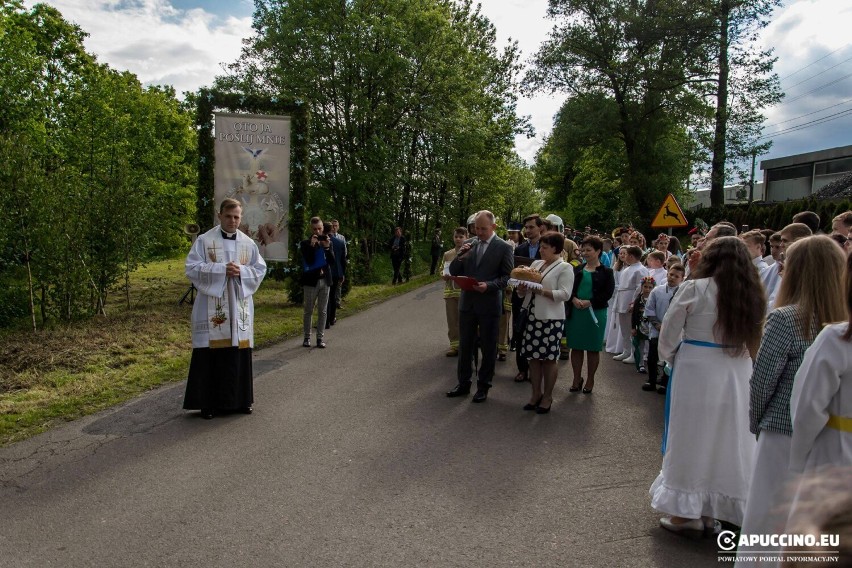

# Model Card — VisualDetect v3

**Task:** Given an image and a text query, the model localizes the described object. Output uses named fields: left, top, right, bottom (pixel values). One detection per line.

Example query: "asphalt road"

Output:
left=0, top=282, right=724, bottom=567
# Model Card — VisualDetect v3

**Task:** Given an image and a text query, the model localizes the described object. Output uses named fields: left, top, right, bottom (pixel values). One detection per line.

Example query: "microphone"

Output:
left=456, top=237, right=479, bottom=258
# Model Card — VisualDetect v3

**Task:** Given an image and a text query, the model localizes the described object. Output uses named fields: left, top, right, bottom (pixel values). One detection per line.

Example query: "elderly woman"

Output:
left=517, top=231, right=574, bottom=414
left=567, top=235, right=615, bottom=394
left=735, top=236, right=847, bottom=565
left=650, top=237, right=765, bottom=535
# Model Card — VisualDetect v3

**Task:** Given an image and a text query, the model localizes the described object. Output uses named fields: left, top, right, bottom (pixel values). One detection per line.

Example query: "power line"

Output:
left=782, top=72, right=852, bottom=105
left=757, top=108, right=852, bottom=140
left=763, top=97, right=852, bottom=129
left=784, top=54, right=852, bottom=91
left=778, top=44, right=848, bottom=81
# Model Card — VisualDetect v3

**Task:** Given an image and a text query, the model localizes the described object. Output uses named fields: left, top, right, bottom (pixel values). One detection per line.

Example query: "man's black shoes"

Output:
left=316, top=339, right=327, bottom=348
left=446, top=385, right=471, bottom=397
left=471, top=390, right=488, bottom=403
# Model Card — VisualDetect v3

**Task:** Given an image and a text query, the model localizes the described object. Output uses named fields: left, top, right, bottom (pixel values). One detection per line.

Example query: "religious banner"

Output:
left=214, top=112, right=291, bottom=261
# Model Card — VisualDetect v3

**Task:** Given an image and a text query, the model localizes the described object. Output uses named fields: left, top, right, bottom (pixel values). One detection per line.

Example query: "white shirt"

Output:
left=475, top=232, right=496, bottom=263
left=648, top=267, right=667, bottom=286
left=789, top=323, right=852, bottom=472
left=659, top=278, right=722, bottom=362
left=615, top=262, right=649, bottom=313
left=760, top=262, right=782, bottom=312
left=645, top=283, right=679, bottom=340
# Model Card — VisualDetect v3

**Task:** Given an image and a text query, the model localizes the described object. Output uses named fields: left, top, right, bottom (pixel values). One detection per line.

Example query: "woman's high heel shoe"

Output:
left=582, top=382, right=594, bottom=394
left=523, top=395, right=543, bottom=411
left=569, top=378, right=584, bottom=393
left=536, top=401, right=552, bottom=414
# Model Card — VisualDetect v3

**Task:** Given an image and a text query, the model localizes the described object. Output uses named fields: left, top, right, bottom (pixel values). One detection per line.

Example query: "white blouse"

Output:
left=658, top=278, right=723, bottom=362
left=520, top=259, right=574, bottom=320
left=789, top=323, right=852, bottom=472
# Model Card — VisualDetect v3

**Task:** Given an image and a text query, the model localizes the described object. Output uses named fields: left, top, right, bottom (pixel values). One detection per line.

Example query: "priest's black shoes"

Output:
left=471, top=389, right=488, bottom=403
left=200, top=408, right=214, bottom=420
left=446, top=385, right=470, bottom=397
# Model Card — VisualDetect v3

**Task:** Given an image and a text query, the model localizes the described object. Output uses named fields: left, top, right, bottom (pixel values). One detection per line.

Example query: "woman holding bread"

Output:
left=516, top=231, right=574, bottom=413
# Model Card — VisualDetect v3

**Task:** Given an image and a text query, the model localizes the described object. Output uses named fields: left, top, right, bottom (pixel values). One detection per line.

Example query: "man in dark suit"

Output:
left=326, top=222, right=347, bottom=328
left=389, top=227, right=406, bottom=284
left=511, top=214, right=544, bottom=380
left=447, top=210, right=514, bottom=403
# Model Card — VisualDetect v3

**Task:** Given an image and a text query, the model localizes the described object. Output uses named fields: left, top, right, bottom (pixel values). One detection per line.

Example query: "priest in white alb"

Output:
left=183, top=198, right=267, bottom=419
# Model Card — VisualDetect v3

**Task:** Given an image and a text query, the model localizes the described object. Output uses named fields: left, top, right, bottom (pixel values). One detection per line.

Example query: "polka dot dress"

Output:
left=520, top=302, right=564, bottom=361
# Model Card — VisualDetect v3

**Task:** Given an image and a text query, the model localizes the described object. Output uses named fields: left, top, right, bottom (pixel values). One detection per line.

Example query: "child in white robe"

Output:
left=613, top=246, right=647, bottom=362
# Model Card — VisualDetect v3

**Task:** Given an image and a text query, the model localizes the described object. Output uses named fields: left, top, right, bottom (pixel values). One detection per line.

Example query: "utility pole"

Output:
left=748, top=150, right=757, bottom=205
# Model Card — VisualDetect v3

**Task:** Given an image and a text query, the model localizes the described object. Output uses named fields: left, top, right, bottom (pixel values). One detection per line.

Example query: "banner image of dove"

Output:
left=214, top=113, right=291, bottom=261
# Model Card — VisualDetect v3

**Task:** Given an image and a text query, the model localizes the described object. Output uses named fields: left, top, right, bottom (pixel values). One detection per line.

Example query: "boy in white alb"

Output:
left=646, top=250, right=667, bottom=286
left=613, top=246, right=648, bottom=362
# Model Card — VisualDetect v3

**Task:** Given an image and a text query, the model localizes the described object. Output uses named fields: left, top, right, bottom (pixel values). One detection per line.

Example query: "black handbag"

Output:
left=514, top=297, right=533, bottom=336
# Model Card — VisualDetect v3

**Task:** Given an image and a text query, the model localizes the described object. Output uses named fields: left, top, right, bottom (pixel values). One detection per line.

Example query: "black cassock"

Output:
left=182, top=347, right=253, bottom=410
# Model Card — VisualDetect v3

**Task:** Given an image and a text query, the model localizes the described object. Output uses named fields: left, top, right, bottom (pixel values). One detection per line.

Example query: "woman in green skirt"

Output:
left=566, top=235, right=615, bottom=393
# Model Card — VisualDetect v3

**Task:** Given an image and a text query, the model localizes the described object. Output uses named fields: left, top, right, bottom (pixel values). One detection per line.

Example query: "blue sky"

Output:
left=170, top=0, right=252, bottom=18
left=32, top=0, right=852, bottom=179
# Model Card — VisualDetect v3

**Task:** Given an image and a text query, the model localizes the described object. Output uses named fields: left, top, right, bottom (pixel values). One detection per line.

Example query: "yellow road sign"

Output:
left=651, top=193, right=688, bottom=229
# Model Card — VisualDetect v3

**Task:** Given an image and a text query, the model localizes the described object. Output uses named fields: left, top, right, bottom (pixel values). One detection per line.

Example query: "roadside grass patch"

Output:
left=0, top=256, right=437, bottom=445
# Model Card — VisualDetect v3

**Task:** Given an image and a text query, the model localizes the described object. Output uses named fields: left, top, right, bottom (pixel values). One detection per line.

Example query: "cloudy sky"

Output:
left=31, top=0, right=852, bottom=182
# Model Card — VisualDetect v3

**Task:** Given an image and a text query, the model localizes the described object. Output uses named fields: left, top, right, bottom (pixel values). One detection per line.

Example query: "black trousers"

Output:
left=327, top=278, right=341, bottom=325
left=430, top=255, right=440, bottom=275
left=510, top=291, right=523, bottom=350
left=458, top=310, right=499, bottom=390
left=391, top=256, right=403, bottom=283
left=647, top=337, right=662, bottom=386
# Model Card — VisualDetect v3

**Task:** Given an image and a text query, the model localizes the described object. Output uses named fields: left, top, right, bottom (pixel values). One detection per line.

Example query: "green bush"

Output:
left=691, top=198, right=851, bottom=234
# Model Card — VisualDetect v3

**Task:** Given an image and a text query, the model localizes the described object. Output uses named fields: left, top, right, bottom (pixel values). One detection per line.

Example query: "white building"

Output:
left=761, top=144, right=852, bottom=201
left=687, top=181, right=765, bottom=210
left=685, top=144, right=852, bottom=209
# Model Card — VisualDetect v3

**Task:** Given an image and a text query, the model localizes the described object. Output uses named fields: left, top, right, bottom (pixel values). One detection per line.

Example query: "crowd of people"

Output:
left=439, top=208, right=852, bottom=561
left=181, top=199, right=850, bottom=561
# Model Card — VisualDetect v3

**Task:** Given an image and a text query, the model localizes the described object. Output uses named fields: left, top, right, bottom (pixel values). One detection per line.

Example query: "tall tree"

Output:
left=216, top=0, right=526, bottom=271
left=526, top=0, right=708, bottom=222
left=0, top=3, right=195, bottom=323
left=702, top=0, right=782, bottom=205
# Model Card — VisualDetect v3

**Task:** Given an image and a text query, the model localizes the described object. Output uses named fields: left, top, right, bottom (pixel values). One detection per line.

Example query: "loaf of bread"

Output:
left=510, top=266, right=543, bottom=283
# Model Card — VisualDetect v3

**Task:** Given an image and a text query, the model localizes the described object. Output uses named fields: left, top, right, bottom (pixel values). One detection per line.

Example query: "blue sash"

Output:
left=661, top=339, right=733, bottom=455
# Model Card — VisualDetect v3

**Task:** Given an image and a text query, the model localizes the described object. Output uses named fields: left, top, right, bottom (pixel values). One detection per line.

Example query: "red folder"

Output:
left=450, top=276, right=480, bottom=291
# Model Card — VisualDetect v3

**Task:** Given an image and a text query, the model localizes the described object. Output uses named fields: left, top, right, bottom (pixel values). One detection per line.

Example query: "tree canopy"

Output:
left=215, top=0, right=536, bottom=264
left=0, top=2, right=196, bottom=327
left=527, top=0, right=781, bottom=220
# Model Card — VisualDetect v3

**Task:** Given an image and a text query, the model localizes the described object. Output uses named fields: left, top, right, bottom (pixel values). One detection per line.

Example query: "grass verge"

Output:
left=0, top=257, right=436, bottom=446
